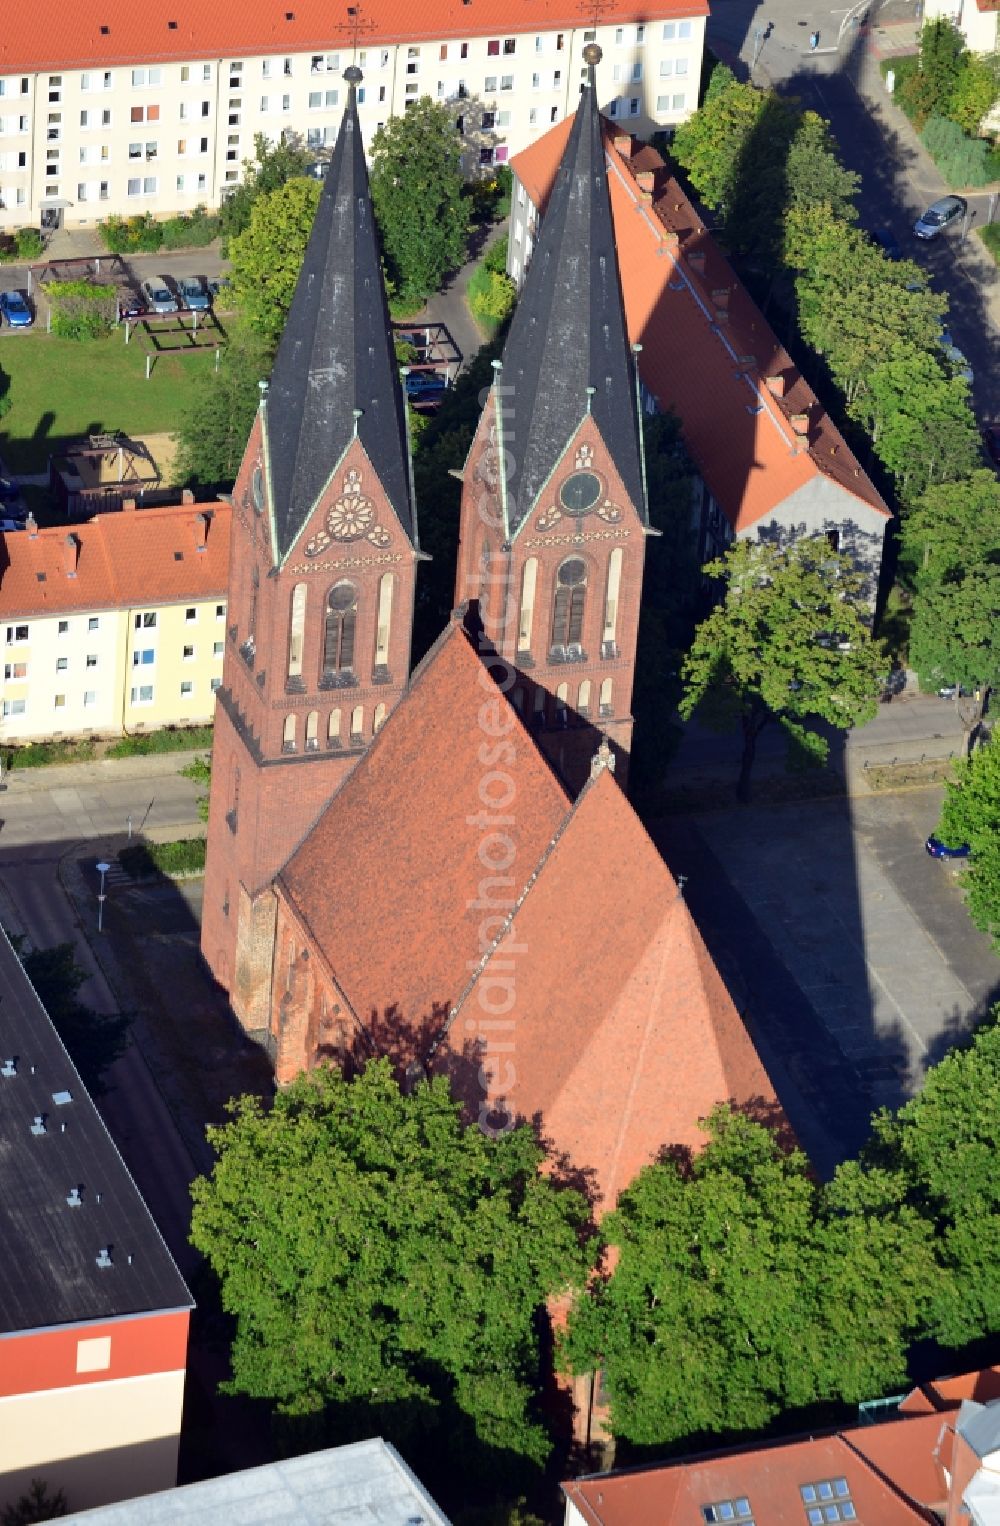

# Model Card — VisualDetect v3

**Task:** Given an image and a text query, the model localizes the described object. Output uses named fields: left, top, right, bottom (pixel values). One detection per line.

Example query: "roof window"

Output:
left=702, top=1503, right=754, bottom=1524
left=800, top=1479, right=856, bottom=1524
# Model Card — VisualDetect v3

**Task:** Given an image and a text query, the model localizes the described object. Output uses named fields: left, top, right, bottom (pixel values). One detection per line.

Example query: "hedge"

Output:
left=119, top=837, right=207, bottom=879
left=97, top=207, right=220, bottom=254
left=46, top=279, right=117, bottom=341
left=105, top=725, right=213, bottom=759
left=921, top=114, right=994, bottom=187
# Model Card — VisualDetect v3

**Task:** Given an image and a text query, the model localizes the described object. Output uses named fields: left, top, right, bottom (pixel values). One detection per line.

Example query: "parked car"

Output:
left=177, top=276, right=211, bottom=311
left=139, top=276, right=179, bottom=314
left=871, top=227, right=902, bottom=260
left=925, top=834, right=971, bottom=859
left=206, top=276, right=232, bottom=300
left=0, top=517, right=25, bottom=533
left=913, top=195, right=966, bottom=240
left=940, top=329, right=973, bottom=385
left=0, top=290, right=33, bottom=327
left=404, top=370, right=447, bottom=402
left=937, top=683, right=974, bottom=699
left=982, top=421, right=1000, bottom=468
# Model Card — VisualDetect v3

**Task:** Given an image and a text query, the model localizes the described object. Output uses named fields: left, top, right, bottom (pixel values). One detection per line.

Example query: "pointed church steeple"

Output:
left=499, top=45, right=644, bottom=539
left=263, top=67, right=413, bottom=562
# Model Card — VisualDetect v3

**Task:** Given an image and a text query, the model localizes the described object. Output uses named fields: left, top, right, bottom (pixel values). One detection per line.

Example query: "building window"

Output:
left=56, top=656, right=68, bottom=672
left=182, top=644, right=194, bottom=660
left=6, top=625, right=28, bottom=644
left=83, top=690, right=97, bottom=707
left=287, top=582, right=306, bottom=678
left=132, top=648, right=155, bottom=667
left=2, top=699, right=26, bottom=717
left=373, top=701, right=387, bottom=732
left=328, top=707, right=342, bottom=746
left=213, top=640, right=223, bottom=657
left=86, top=653, right=98, bottom=668
left=550, top=558, right=587, bottom=657
left=350, top=704, right=364, bottom=742
left=374, top=573, right=393, bottom=670
left=4, top=662, right=27, bottom=679
left=322, top=581, right=357, bottom=680
left=185, top=606, right=197, bottom=622
left=130, top=685, right=154, bottom=704
left=518, top=557, right=537, bottom=652
left=135, top=611, right=156, bottom=629
left=599, top=676, right=613, bottom=717
left=702, top=1501, right=754, bottom=1524
left=180, top=680, right=194, bottom=696
left=211, top=676, right=221, bottom=692
left=578, top=678, right=591, bottom=714
left=216, top=603, right=225, bottom=619
left=602, top=547, right=622, bottom=653
left=88, top=616, right=99, bottom=630
left=305, top=709, right=319, bottom=750
left=282, top=713, right=297, bottom=752
left=76, top=1336, right=112, bottom=1374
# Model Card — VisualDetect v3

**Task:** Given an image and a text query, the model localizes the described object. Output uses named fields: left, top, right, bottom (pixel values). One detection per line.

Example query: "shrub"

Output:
left=980, top=223, right=1000, bottom=263
left=97, top=212, right=163, bottom=253
left=46, top=279, right=117, bottom=341
left=468, top=263, right=516, bottom=331
left=483, top=235, right=509, bottom=274
left=159, top=205, right=221, bottom=250
left=119, top=837, right=207, bottom=879
left=105, top=725, right=213, bottom=759
left=6, top=739, right=97, bottom=769
left=921, top=114, right=991, bottom=186
left=15, top=228, right=44, bottom=260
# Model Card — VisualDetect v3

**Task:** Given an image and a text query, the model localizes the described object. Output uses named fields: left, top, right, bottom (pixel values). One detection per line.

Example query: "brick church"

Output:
left=202, top=58, right=779, bottom=1218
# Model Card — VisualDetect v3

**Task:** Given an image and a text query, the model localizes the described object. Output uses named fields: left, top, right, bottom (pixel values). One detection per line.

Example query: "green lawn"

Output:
left=0, top=331, right=217, bottom=473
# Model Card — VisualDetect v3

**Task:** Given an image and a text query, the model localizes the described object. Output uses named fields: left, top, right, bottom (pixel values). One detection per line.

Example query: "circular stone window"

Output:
left=559, top=470, right=602, bottom=516
left=251, top=464, right=265, bottom=514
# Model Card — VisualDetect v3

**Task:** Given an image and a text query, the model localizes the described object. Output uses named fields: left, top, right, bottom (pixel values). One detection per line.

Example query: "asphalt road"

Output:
left=707, top=0, right=1000, bottom=422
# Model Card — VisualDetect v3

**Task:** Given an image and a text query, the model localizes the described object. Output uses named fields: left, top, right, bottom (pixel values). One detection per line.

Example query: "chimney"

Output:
left=613, top=132, right=631, bottom=156
left=660, top=227, right=680, bottom=255
left=26, top=513, right=38, bottom=539
left=63, top=533, right=80, bottom=578
left=181, top=488, right=195, bottom=504
left=686, top=249, right=706, bottom=274
left=714, top=309, right=729, bottom=326
left=711, top=287, right=730, bottom=310
left=790, top=412, right=810, bottom=436
left=635, top=168, right=655, bottom=193
left=765, top=374, right=786, bottom=398
left=122, top=497, right=137, bottom=513
left=193, top=512, right=209, bottom=551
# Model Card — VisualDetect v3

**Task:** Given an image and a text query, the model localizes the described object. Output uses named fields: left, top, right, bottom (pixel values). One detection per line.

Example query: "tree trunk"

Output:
left=736, top=714, right=763, bottom=804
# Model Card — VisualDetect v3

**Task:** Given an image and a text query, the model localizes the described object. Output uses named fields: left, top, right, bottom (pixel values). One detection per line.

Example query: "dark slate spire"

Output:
left=499, top=46, right=644, bottom=538
left=264, top=67, right=413, bottom=561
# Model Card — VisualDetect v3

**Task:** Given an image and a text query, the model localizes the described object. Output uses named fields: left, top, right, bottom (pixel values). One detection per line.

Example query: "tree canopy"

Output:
left=679, top=538, right=884, bottom=801
left=219, top=132, right=314, bottom=248
left=228, top=176, right=321, bottom=346
left=173, top=323, right=271, bottom=491
left=189, top=1061, right=591, bottom=1465
left=562, top=1108, right=937, bottom=1447
left=935, top=739, right=1000, bottom=950
left=370, top=97, right=470, bottom=305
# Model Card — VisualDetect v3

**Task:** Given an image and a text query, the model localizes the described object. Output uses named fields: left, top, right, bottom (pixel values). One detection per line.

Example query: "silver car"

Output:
left=140, top=276, right=179, bottom=314
left=914, top=195, right=966, bottom=240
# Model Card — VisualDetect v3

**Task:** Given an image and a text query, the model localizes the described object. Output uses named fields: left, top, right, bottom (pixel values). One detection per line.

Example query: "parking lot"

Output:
left=660, top=786, right=999, bottom=1175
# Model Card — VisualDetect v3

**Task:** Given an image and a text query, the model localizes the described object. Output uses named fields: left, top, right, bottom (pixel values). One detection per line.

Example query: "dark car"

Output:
left=872, top=227, right=902, bottom=260
left=140, top=276, right=179, bottom=314
left=0, top=290, right=33, bottom=327
left=177, top=275, right=211, bottom=311
left=926, top=834, right=971, bottom=859
left=914, top=195, right=966, bottom=240
left=0, top=517, right=25, bottom=533
left=404, top=370, right=447, bottom=402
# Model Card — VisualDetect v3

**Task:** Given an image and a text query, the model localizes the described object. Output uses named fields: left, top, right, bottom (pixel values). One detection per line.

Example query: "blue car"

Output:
left=926, top=835, right=971, bottom=860
left=404, top=370, right=447, bottom=402
left=177, top=276, right=211, bottom=311
left=0, top=290, right=33, bottom=327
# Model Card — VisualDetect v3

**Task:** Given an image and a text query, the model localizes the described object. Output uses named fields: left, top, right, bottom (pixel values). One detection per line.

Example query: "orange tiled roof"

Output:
left=0, top=0, right=706, bottom=74
left=0, top=502, right=229, bottom=618
left=564, top=1411, right=952, bottom=1524
left=901, top=1367, right=1000, bottom=1415
left=277, top=620, right=571, bottom=1059
left=437, top=764, right=781, bottom=1211
left=511, top=121, right=890, bottom=535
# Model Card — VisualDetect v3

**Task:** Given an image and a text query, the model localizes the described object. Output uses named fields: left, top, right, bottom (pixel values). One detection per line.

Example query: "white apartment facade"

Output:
left=0, top=0, right=706, bottom=231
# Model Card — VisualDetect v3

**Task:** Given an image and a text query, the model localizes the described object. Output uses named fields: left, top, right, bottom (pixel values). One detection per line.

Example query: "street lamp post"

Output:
left=96, top=861, right=111, bottom=933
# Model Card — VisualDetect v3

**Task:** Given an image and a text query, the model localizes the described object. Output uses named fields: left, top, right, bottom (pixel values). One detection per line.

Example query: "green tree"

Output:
left=190, top=1061, right=591, bottom=1464
left=228, top=177, right=321, bottom=346
left=173, top=324, right=272, bottom=491
left=679, top=538, right=884, bottom=802
left=562, top=1109, right=935, bottom=1447
left=866, top=1008, right=1000, bottom=1345
left=671, top=65, right=766, bottom=216
left=919, top=19, right=968, bottom=117
left=949, top=52, right=1000, bottom=133
left=370, top=98, right=469, bottom=305
left=858, top=349, right=980, bottom=497
left=18, top=942, right=130, bottom=1097
left=219, top=132, right=314, bottom=248
left=1, top=1480, right=67, bottom=1524
left=179, top=754, right=212, bottom=821
left=936, top=739, right=1000, bottom=947
left=783, top=111, right=859, bottom=232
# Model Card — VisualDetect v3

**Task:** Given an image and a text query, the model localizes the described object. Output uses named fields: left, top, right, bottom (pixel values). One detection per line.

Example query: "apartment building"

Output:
left=0, top=500, right=230, bottom=745
left=0, top=0, right=706, bottom=230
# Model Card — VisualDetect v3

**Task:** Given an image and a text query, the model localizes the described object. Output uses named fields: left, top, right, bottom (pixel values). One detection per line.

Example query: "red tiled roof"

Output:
left=0, top=0, right=706, bottom=75
left=0, top=502, right=229, bottom=618
left=511, top=121, right=889, bottom=535
left=277, top=620, right=570, bottom=1059
left=438, top=764, right=781, bottom=1211
left=901, top=1368, right=1000, bottom=1416
left=564, top=1411, right=952, bottom=1524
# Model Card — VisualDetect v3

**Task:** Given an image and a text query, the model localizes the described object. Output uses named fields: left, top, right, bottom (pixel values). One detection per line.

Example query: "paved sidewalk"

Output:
left=3, top=745, right=206, bottom=792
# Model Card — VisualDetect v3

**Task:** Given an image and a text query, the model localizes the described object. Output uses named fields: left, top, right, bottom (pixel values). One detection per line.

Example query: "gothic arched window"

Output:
left=550, top=557, right=587, bottom=658
left=288, top=583, right=307, bottom=678
left=602, top=548, right=622, bottom=655
left=282, top=713, right=297, bottom=753
left=323, top=581, right=357, bottom=681
left=374, top=573, right=393, bottom=670
left=305, top=709, right=319, bottom=750
left=518, top=557, right=537, bottom=654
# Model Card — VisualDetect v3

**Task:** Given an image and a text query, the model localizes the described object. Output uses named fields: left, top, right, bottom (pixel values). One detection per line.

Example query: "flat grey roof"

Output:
left=0, top=925, right=192, bottom=1333
left=60, top=1437, right=452, bottom=1524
